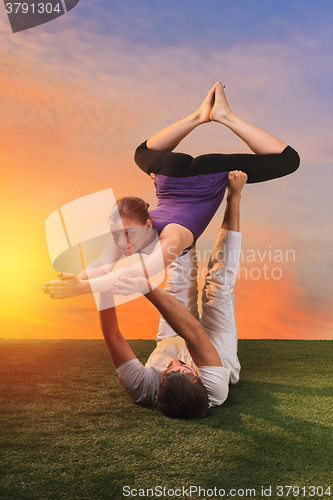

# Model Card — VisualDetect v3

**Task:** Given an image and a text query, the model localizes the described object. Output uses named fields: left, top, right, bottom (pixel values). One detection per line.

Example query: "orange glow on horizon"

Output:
left=234, top=264, right=332, bottom=340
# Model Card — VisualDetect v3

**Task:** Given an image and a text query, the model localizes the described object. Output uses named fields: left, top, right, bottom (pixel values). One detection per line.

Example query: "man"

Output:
left=98, top=170, right=247, bottom=419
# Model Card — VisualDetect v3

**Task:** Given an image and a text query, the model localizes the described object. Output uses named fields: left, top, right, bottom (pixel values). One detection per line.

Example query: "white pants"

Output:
left=156, top=229, right=241, bottom=383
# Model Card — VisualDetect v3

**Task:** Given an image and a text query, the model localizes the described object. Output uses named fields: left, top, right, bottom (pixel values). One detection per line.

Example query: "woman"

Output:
left=43, top=82, right=299, bottom=299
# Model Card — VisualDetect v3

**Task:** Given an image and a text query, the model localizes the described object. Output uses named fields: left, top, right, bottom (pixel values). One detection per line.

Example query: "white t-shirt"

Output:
left=115, top=336, right=231, bottom=408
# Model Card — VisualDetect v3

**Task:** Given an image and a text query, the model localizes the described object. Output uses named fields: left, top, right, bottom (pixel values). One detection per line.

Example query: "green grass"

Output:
left=0, top=339, right=332, bottom=500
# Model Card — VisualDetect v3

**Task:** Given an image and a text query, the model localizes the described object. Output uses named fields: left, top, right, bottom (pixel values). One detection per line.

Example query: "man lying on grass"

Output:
left=100, top=170, right=247, bottom=419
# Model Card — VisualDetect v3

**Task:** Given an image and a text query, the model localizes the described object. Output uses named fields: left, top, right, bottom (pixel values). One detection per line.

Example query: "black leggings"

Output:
left=135, top=141, right=300, bottom=183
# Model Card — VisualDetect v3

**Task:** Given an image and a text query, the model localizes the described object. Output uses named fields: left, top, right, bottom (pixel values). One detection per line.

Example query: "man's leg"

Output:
left=200, top=229, right=241, bottom=382
left=156, top=247, right=200, bottom=343
left=200, top=171, right=246, bottom=383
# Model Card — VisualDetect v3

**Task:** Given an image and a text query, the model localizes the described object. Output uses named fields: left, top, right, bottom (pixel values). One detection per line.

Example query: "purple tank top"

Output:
left=149, top=172, right=229, bottom=242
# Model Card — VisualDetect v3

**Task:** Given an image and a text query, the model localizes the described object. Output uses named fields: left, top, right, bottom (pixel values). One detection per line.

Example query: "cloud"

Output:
left=1, top=7, right=332, bottom=339
left=195, top=224, right=333, bottom=341
left=2, top=13, right=333, bottom=158
left=235, top=263, right=333, bottom=340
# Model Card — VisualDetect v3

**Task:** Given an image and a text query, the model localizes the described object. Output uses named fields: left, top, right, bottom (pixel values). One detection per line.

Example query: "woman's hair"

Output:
left=109, top=196, right=152, bottom=226
left=157, top=371, right=208, bottom=419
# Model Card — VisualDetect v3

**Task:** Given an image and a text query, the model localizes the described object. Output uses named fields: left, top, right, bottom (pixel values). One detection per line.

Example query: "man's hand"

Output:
left=111, top=276, right=156, bottom=296
left=227, top=170, right=248, bottom=196
left=42, top=273, right=89, bottom=299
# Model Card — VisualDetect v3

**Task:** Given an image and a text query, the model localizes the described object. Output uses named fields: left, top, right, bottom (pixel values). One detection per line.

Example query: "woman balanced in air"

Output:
left=43, top=82, right=299, bottom=299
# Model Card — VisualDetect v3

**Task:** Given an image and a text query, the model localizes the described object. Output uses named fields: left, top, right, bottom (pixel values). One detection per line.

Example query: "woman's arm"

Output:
left=43, top=224, right=193, bottom=299
left=76, top=234, right=123, bottom=280
left=43, top=234, right=123, bottom=296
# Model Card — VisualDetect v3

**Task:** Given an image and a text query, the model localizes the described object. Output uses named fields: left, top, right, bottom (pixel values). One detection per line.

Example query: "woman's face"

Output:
left=110, top=217, right=153, bottom=256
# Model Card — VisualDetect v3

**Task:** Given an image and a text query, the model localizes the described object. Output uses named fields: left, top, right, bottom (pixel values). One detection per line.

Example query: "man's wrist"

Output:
left=145, top=284, right=162, bottom=301
left=227, top=192, right=241, bottom=203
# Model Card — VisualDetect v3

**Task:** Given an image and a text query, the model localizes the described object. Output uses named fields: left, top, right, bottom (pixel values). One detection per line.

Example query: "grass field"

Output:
left=0, top=339, right=332, bottom=500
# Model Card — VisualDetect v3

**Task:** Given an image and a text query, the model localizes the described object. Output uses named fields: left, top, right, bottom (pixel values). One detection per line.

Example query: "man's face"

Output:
left=162, top=358, right=197, bottom=379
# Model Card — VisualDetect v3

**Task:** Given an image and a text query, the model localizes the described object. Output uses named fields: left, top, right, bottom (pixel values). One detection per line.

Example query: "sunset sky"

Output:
left=0, top=0, right=332, bottom=340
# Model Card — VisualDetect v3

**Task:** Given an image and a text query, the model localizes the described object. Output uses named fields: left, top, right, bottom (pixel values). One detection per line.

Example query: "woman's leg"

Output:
left=136, top=82, right=299, bottom=181
left=146, top=83, right=218, bottom=151
left=191, top=146, right=299, bottom=184
left=210, top=82, right=288, bottom=154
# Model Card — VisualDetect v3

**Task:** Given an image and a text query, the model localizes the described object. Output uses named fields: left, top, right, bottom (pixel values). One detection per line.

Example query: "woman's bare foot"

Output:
left=197, top=83, right=219, bottom=124
left=227, top=170, right=248, bottom=196
left=210, top=82, right=232, bottom=124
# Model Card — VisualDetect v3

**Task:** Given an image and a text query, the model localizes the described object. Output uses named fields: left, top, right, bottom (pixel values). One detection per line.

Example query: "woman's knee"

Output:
left=284, top=146, right=300, bottom=174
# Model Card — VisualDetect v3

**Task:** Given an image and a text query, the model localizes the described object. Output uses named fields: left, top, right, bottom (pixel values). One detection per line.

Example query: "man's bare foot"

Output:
left=210, top=82, right=232, bottom=123
left=198, top=83, right=219, bottom=124
left=227, top=170, right=248, bottom=196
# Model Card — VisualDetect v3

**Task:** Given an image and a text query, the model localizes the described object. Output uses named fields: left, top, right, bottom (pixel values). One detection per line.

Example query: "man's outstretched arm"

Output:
left=99, top=301, right=138, bottom=369
left=145, top=286, right=222, bottom=367
left=221, top=170, right=247, bottom=232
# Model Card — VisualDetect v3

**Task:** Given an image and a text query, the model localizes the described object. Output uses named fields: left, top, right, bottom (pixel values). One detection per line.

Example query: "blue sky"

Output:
left=82, top=0, right=333, bottom=47
left=3, top=0, right=333, bottom=45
